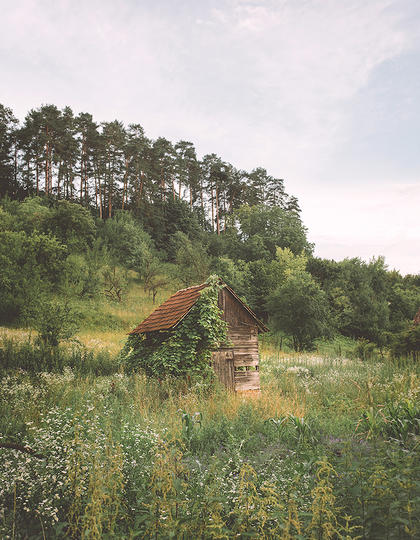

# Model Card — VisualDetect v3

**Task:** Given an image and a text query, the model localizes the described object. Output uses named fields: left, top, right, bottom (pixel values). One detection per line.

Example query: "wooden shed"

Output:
left=129, top=283, right=268, bottom=392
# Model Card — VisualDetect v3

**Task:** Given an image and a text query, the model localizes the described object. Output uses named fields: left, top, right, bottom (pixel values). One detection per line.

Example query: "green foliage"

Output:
left=267, top=271, right=331, bottom=350
left=307, top=460, right=340, bottom=539
left=240, top=248, right=309, bottom=321
left=0, top=336, right=119, bottom=375
left=388, top=281, right=420, bottom=331
left=0, top=206, right=14, bottom=231
left=234, top=204, right=312, bottom=259
left=354, top=337, right=379, bottom=361
left=0, top=105, right=18, bottom=197
left=99, top=210, right=154, bottom=268
left=121, top=276, right=227, bottom=378
left=28, top=299, right=79, bottom=348
left=210, top=256, right=246, bottom=294
left=16, top=196, right=53, bottom=232
left=172, top=230, right=211, bottom=286
left=44, top=199, right=96, bottom=252
left=140, top=197, right=204, bottom=257
left=0, top=354, right=419, bottom=538
left=308, top=255, right=419, bottom=345
left=358, top=398, right=420, bottom=444
left=63, top=240, right=106, bottom=298
left=0, top=229, right=67, bottom=322
left=179, top=410, right=202, bottom=444
left=266, top=413, right=318, bottom=445
left=276, top=246, right=308, bottom=275
left=391, top=324, right=420, bottom=361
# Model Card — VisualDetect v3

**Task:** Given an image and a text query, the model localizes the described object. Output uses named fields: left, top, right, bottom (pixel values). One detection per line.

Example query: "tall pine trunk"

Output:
left=45, top=127, right=49, bottom=194
left=36, top=160, right=39, bottom=195
left=215, top=186, right=220, bottom=235
left=108, top=158, right=113, bottom=218
left=84, top=155, right=88, bottom=204
left=80, top=140, right=85, bottom=204
left=211, top=188, right=214, bottom=232
left=138, top=170, right=144, bottom=205
left=122, top=157, right=129, bottom=209
left=160, top=166, right=165, bottom=200
left=57, top=161, right=62, bottom=198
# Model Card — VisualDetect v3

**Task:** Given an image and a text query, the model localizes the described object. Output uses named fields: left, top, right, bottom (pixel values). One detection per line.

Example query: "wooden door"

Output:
left=212, top=350, right=234, bottom=391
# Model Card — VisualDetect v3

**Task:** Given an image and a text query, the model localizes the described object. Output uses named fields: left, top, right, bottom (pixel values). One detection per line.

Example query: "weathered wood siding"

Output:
left=212, top=350, right=235, bottom=391
left=218, top=288, right=257, bottom=327
left=215, top=288, right=261, bottom=392
left=234, top=370, right=260, bottom=391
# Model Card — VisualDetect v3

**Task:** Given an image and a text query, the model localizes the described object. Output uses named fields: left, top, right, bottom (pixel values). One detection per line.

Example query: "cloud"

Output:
left=197, top=1, right=411, bottom=171
left=304, top=182, right=420, bottom=274
left=1, top=0, right=419, bottom=274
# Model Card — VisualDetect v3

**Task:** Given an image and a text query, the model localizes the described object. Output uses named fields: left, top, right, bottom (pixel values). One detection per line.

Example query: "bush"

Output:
left=391, top=324, right=420, bottom=361
left=30, top=300, right=79, bottom=348
left=0, top=230, right=67, bottom=323
left=354, top=338, right=378, bottom=361
left=98, top=211, right=154, bottom=268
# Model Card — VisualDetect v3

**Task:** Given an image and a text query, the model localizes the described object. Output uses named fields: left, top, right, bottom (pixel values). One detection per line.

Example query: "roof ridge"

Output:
left=176, top=283, right=207, bottom=293
left=129, top=280, right=268, bottom=335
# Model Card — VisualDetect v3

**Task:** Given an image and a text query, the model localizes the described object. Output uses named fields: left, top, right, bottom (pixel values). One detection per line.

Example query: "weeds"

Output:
left=0, top=352, right=419, bottom=538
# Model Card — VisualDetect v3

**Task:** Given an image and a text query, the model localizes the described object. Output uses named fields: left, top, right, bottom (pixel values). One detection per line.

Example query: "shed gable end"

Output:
left=218, top=287, right=258, bottom=328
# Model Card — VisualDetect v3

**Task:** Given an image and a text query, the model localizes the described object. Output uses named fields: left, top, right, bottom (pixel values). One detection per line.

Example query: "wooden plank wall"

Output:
left=234, top=370, right=260, bottom=391
left=214, top=288, right=261, bottom=392
left=228, top=325, right=261, bottom=392
left=212, top=350, right=234, bottom=391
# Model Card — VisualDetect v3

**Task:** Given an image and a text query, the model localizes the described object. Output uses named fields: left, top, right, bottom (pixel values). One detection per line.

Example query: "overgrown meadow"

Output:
left=0, top=193, right=418, bottom=539
left=1, top=341, right=419, bottom=538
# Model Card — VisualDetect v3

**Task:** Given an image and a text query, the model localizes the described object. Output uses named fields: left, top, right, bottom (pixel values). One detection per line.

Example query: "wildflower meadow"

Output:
left=1, top=344, right=419, bottom=539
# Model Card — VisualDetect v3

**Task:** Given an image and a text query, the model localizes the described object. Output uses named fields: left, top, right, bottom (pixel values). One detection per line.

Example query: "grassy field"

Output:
left=0, top=280, right=419, bottom=538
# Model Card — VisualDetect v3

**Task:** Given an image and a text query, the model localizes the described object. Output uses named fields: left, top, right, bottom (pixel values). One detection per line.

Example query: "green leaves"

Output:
left=121, top=277, right=227, bottom=380
left=267, top=270, right=331, bottom=351
left=0, top=229, right=67, bottom=323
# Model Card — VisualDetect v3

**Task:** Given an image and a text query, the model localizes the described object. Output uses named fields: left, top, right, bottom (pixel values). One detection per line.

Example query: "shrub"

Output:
left=30, top=300, right=79, bottom=348
left=391, top=324, right=420, bottom=361
left=354, top=338, right=378, bottom=361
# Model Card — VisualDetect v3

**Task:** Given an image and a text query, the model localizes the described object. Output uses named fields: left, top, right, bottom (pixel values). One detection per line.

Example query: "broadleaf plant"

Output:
left=121, top=275, right=228, bottom=380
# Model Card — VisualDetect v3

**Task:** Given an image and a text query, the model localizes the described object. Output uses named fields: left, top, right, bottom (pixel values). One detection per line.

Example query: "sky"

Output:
left=1, top=0, right=419, bottom=274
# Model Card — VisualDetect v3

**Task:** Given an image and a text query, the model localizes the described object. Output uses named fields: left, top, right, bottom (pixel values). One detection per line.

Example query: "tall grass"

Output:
left=1, top=351, right=419, bottom=538
left=1, top=280, right=419, bottom=537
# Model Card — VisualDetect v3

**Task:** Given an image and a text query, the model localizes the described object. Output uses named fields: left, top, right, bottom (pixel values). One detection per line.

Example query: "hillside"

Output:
left=0, top=108, right=419, bottom=538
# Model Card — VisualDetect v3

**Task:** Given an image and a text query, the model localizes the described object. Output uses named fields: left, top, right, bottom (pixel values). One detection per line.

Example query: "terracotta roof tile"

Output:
left=129, top=283, right=208, bottom=334
left=129, top=282, right=269, bottom=335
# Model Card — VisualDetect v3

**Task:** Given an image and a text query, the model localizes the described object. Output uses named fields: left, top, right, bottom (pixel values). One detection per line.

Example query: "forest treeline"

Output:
left=0, top=102, right=419, bottom=355
left=0, top=103, right=298, bottom=225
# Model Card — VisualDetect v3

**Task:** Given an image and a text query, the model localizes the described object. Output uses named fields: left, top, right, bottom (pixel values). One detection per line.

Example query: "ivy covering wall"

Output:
left=122, top=276, right=228, bottom=379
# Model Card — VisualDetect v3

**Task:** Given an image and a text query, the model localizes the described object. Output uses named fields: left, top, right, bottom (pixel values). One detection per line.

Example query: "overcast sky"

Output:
left=2, top=0, right=419, bottom=274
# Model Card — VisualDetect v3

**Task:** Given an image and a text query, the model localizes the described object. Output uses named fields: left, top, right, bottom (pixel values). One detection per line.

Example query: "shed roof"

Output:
left=129, top=283, right=207, bottom=334
left=129, top=282, right=268, bottom=334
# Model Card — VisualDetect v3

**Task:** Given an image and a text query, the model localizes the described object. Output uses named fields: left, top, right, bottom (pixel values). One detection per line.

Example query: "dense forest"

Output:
left=0, top=102, right=419, bottom=355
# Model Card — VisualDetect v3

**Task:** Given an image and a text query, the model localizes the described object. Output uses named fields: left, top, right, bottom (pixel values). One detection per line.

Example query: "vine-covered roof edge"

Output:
left=128, top=281, right=268, bottom=334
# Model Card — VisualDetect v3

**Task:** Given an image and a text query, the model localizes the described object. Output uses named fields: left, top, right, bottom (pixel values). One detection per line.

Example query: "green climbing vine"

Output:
left=121, top=276, right=228, bottom=379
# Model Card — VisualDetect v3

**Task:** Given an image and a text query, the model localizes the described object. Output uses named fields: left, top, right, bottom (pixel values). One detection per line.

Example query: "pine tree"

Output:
left=0, top=104, right=18, bottom=197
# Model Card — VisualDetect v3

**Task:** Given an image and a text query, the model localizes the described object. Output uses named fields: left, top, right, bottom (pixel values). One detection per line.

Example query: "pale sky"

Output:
left=1, top=0, right=419, bottom=274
